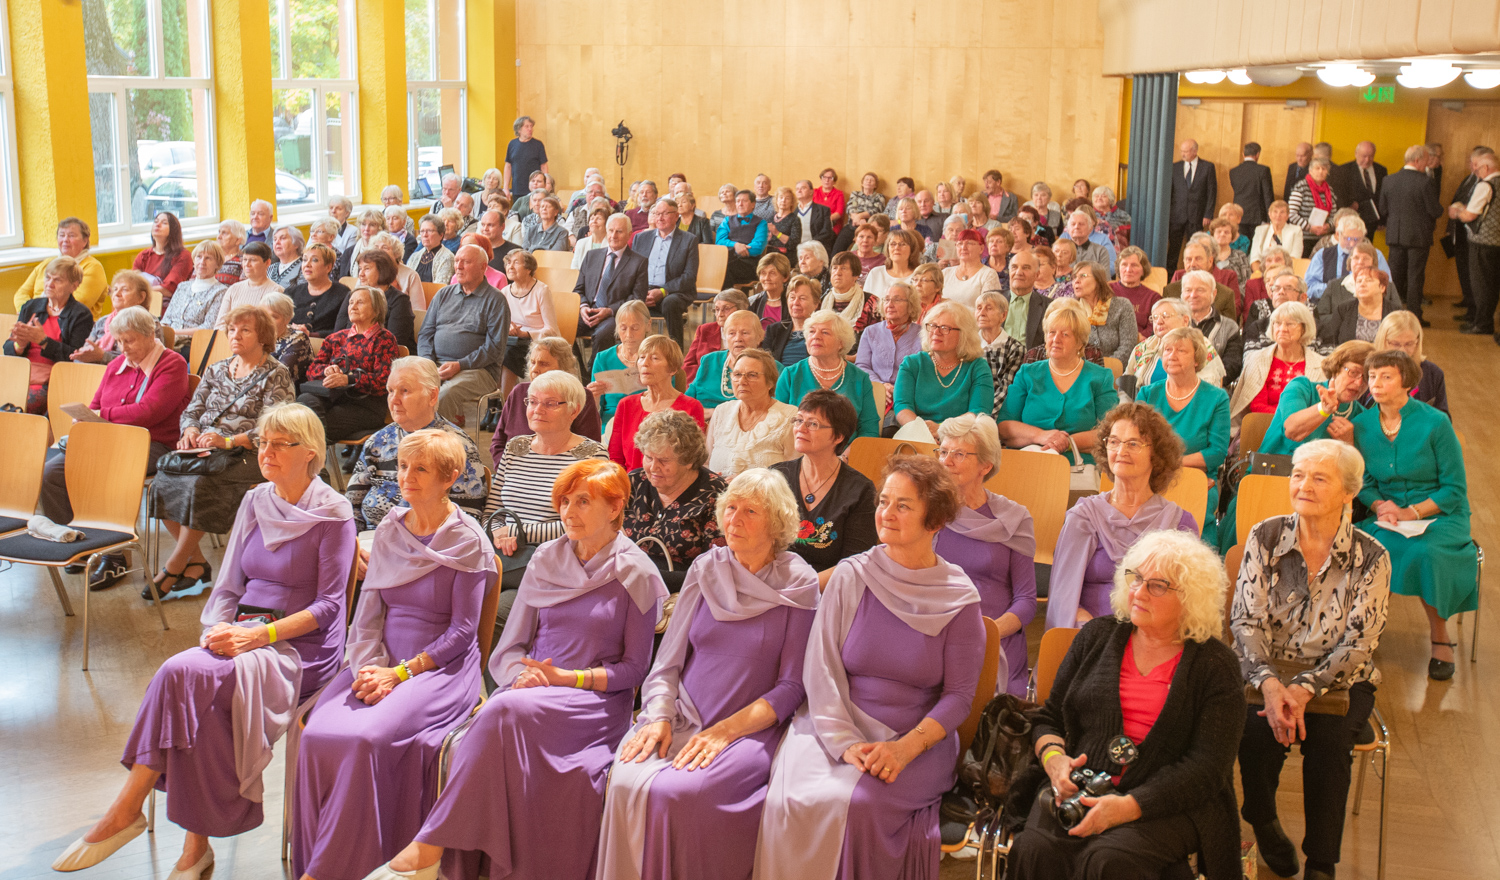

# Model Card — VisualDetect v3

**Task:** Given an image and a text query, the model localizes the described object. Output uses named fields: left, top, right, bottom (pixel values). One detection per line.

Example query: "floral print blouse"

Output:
left=181, top=356, right=295, bottom=439
left=623, top=467, right=727, bottom=572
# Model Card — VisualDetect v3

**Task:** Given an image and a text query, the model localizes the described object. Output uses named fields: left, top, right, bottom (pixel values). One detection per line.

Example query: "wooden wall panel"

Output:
left=512, top=0, right=1122, bottom=207
left=1423, top=100, right=1500, bottom=298
left=1241, top=102, right=1317, bottom=200
left=1173, top=100, right=1244, bottom=215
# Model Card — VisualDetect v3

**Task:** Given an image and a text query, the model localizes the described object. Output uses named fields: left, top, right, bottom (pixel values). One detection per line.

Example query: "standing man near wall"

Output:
left=1380, top=145, right=1444, bottom=326
left=1230, top=142, right=1275, bottom=242
left=1284, top=142, right=1313, bottom=202
left=1455, top=149, right=1500, bottom=340
left=1446, top=146, right=1488, bottom=325
left=1168, top=139, right=1217, bottom=271
left=1335, top=141, right=1387, bottom=232
left=503, top=116, right=549, bottom=200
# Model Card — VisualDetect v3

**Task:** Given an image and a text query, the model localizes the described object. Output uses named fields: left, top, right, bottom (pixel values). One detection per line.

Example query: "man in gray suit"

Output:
left=1379, top=145, right=1444, bottom=323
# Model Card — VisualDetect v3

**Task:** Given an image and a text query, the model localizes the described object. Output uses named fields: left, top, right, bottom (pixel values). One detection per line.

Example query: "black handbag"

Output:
left=484, top=508, right=536, bottom=590
left=157, top=447, right=247, bottom=476
left=941, top=693, right=1041, bottom=836
left=1244, top=451, right=1294, bottom=477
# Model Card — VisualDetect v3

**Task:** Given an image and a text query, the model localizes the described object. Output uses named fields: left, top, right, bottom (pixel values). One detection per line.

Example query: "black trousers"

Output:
left=1455, top=234, right=1475, bottom=312
left=724, top=253, right=760, bottom=286
left=1237, top=680, right=1376, bottom=866
left=1387, top=244, right=1431, bottom=317
left=1008, top=791, right=1199, bottom=880
left=296, top=390, right=389, bottom=443
left=42, top=440, right=170, bottom=525
left=1468, top=242, right=1500, bottom=333
left=1165, top=221, right=1199, bottom=273
left=652, top=291, right=694, bottom=349
left=576, top=315, right=619, bottom=369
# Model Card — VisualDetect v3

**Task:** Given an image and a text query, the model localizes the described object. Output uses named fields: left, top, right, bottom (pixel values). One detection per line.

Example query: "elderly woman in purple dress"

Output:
left=754, top=455, right=985, bottom=880
left=363, top=458, right=666, bottom=880
left=53, top=404, right=356, bottom=880
left=1046, top=403, right=1198, bottom=630
left=293, top=430, right=497, bottom=880
left=597, top=468, right=818, bottom=880
left=933, top=413, right=1035, bottom=696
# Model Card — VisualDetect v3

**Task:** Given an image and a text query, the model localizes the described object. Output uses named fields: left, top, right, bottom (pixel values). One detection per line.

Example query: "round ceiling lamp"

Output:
left=1465, top=70, right=1500, bottom=89
left=1397, top=60, right=1462, bottom=88
left=1227, top=69, right=1252, bottom=85
left=1247, top=67, right=1304, bottom=87
left=1317, top=64, right=1375, bottom=87
left=1184, top=70, right=1227, bottom=84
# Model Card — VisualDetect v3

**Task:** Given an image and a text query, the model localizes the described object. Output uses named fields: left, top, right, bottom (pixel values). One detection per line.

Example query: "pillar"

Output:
left=466, top=0, right=517, bottom=174
left=356, top=0, right=407, bottom=202
left=210, top=0, right=277, bottom=221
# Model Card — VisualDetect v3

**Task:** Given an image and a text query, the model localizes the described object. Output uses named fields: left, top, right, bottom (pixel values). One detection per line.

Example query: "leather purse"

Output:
left=157, top=447, right=247, bottom=476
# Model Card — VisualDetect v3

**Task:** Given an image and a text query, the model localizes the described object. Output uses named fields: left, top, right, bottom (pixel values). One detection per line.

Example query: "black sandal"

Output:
left=143, top=568, right=186, bottom=601
left=1430, top=640, right=1457, bottom=681
left=182, top=561, right=213, bottom=588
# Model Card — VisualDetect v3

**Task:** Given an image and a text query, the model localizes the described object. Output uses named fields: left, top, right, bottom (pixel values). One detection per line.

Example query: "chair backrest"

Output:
left=422, top=281, right=444, bottom=301
left=397, top=344, right=409, bottom=358
left=160, top=324, right=176, bottom=351
left=551, top=288, right=581, bottom=344
left=412, top=308, right=427, bottom=340
left=845, top=437, right=936, bottom=485
left=697, top=243, right=729, bottom=295
left=0, top=354, right=28, bottom=409
left=1222, top=543, right=1244, bottom=642
left=869, top=380, right=888, bottom=415
left=64, top=420, right=151, bottom=532
left=1142, top=266, right=1168, bottom=293
left=1236, top=474, right=1292, bottom=546
left=956, top=616, right=1003, bottom=761
left=0, top=411, right=49, bottom=520
left=1292, top=257, right=1311, bottom=277
left=477, top=560, right=503, bottom=662
left=1239, top=412, right=1274, bottom=457
left=309, top=336, right=325, bottom=354
left=340, top=275, right=357, bottom=288
left=148, top=287, right=163, bottom=317
left=344, top=542, right=362, bottom=624
left=1034, top=626, right=1080, bottom=703
left=534, top=249, right=574, bottom=271
left=986, top=449, right=1070, bottom=565
left=1102, top=357, right=1124, bottom=379
left=187, top=373, right=202, bottom=397
left=187, top=328, right=233, bottom=376
left=46, top=361, right=108, bottom=441
left=0, top=312, right=15, bottom=341
left=1098, top=468, right=1209, bottom=535
left=535, top=266, right=579, bottom=295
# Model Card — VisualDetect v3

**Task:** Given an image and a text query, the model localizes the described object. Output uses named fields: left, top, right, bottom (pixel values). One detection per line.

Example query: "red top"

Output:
left=91, top=346, right=191, bottom=447
left=24, top=315, right=62, bottom=385
left=133, top=247, right=194, bottom=298
left=607, top=392, right=706, bottom=471
left=1119, top=638, right=1182, bottom=746
left=1249, top=356, right=1306, bottom=414
left=814, top=186, right=847, bottom=232
left=683, top=321, right=721, bottom=382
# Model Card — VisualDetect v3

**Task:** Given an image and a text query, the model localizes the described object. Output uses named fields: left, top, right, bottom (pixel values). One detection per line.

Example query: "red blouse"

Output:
left=607, top=392, right=706, bottom=471
left=1249, top=356, right=1306, bottom=414
left=1119, top=638, right=1182, bottom=746
left=814, top=186, right=848, bottom=231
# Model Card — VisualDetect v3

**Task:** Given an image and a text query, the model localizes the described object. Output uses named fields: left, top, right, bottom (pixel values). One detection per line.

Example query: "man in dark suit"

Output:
left=574, top=213, right=649, bottom=362
left=1334, top=141, right=1388, bottom=232
left=1445, top=146, right=1488, bottom=322
left=630, top=197, right=700, bottom=348
left=1379, top=145, right=1445, bottom=323
left=1168, top=139, right=1217, bottom=272
left=793, top=180, right=837, bottom=254
left=1230, top=142, right=1276, bottom=240
left=1001, top=249, right=1051, bottom=349
left=1283, top=142, right=1313, bottom=201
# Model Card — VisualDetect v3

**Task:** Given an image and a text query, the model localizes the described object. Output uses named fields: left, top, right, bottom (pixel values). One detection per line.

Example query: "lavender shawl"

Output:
left=942, top=490, right=1036, bottom=557
left=1044, top=492, right=1193, bottom=630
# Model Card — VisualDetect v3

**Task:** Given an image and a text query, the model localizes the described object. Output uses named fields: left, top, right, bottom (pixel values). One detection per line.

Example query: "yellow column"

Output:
left=356, top=0, right=407, bottom=202
left=466, top=0, right=517, bottom=174
left=9, top=0, right=95, bottom=246
left=211, top=0, right=277, bottom=221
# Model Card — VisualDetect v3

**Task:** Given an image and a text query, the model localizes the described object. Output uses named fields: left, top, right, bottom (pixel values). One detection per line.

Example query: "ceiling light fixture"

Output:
left=1464, top=70, right=1500, bottom=89
left=1184, top=70, right=1227, bottom=84
left=1397, top=60, right=1462, bottom=88
left=1317, top=64, right=1375, bottom=87
left=1227, top=69, right=1252, bottom=85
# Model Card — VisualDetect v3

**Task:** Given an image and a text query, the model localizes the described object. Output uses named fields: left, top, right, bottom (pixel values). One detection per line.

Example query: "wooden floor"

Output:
left=3, top=302, right=1497, bottom=880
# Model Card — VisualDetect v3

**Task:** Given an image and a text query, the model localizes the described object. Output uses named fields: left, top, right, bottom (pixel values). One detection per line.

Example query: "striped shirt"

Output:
left=482, top=435, right=609, bottom=543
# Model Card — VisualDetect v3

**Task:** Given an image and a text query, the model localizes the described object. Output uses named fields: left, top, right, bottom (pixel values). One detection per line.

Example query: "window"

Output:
left=85, top=0, right=216, bottom=235
left=270, top=0, right=358, bottom=207
left=0, top=0, right=20, bottom=246
left=406, top=0, right=465, bottom=194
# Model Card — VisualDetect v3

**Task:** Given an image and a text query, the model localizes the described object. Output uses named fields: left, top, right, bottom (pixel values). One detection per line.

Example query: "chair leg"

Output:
left=1375, top=709, right=1389, bottom=880
left=1471, top=548, right=1482, bottom=663
left=138, top=541, right=169, bottom=631
left=47, top=566, right=75, bottom=616
left=81, top=564, right=91, bottom=671
left=147, top=789, right=155, bottom=832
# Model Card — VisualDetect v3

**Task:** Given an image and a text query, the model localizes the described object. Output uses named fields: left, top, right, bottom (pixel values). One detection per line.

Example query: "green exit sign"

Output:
left=1362, top=85, right=1395, bottom=103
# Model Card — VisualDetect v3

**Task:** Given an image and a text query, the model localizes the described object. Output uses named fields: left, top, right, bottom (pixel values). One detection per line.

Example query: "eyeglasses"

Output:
left=935, top=448, right=974, bottom=463
left=730, top=370, right=764, bottom=382
left=926, top=324, right=960, bottom=335
left=1105, top=438, right=1151, bottom=452
left=792, top=416, right=829, bottom=432
left=1124, top=569, right=1180, bottom=597
left=254, top=439, right=301, bottom=452
left=524, top=397, right=569, bottom=411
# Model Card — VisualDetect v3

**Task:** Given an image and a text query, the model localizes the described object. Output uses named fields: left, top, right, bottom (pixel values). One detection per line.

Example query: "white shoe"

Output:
left=165, top=844, right=213, bottom=880
left=51, top=813, right=148, bottom=871
left=361, top=861, right=439, bottom=880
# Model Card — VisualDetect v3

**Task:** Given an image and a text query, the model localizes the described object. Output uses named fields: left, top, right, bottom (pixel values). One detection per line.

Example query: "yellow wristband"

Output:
left=1040, top=745, right=1065, bottom=766
left=265, top=622, right=277, bottom=644
left=395, top=661, right=411, bottom=682
left=575, top=669, right=586, bottom=689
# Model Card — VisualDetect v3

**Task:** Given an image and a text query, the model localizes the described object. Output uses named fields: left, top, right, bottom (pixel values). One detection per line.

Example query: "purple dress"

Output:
left=293, top=507, right=494, bottom=880
left=1045, top=492, right=1198, bottom=630
left=414, top=533, right=664, bottom=880
left=120, top=482, right=356, bottom=838
left=596, top=547, right=819, bottom=880
left=934, top=494, right=1036, bottom=696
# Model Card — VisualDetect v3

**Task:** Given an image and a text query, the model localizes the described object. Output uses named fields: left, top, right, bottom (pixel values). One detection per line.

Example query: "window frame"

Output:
left=405, top=0, right=466, bottom=193
left=85, top=0, right=218, bottom=238
left=0, top=0, right=22, bottom=247
left=269, top=0, right=361, bottom=207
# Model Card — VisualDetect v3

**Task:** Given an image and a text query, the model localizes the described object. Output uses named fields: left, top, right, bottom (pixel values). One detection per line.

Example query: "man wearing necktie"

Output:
left=1336, top=141, right=1387, bottom=232
left=1169, top=139, right=1218, bottom=274
left=574, top=213, right=649, bottom=367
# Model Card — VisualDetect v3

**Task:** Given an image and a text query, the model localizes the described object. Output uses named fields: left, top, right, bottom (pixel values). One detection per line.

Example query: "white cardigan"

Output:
left=1249, top=223, right=1304, bottom=267
left=1228, top=344, right=1325, bottom=428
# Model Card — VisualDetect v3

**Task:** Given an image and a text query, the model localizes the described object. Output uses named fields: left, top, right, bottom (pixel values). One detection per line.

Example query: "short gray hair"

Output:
left=371, top=231, right=404, bottom=261
left=217, top=218, right=246, bottom=246
left=527, top=336, right=581, bottom=380
left=1155, top=297, right=1193, bottom=320
left=250, top=198, right=274, bottom=215
left=1269, top=300, right=1317, bottom=345
left=1335, top=214, right=1367, bottom=236
left=389, top=355, right=440, bottom=391
left=442, top=172, right=460, bottom=187
left=803, top=309, right=856, bottom=356
left=715, top=468, right=801, bottom=553
left=1159, top=326, right=1208, bottom=370
left=606, top=213, right=633, bottom=234
left=110, top=305, right=157, bottom=340
left=309, top=217, right=340, bottom=239
left=512, top=115, right=534, bottom=136
left=1310, top=156, right=1333, bottom=172
left=350, top=285, right=387, bottom=325
left=887, top=281, right=922, bottom=322
left=273, top=224, right=305, bottom=255
left=714, top=289, right=752, bottom=312
left=528, top=368, right=586, bottom=417
left=1293, top=439, right=1365, bottom=494
left=381, top=184, right=404, bottom=201
left=258, top=403, right=326, bottom=479
left=261, top=291, right=295, bottom=319
left=384, top=204, right=408, bottom=221
left=634, top=409, right=709, bottom=470
left=1091, top=185, right=1116, bottom=202
left=328, top=194, right=353, bottom=212
left=1180, top=269, right=1217, bottom=292
left=796, top=240, right=828, bottom=266
left=937, top=413, right=1003, bottom=480
left=975, top=289, right=1009, bottom=319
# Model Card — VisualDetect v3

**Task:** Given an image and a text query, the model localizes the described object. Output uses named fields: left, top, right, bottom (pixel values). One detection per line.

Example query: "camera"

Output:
left=611, top=121, right=633, bottom=142
left=1051, top=768, right=1118, bottom=830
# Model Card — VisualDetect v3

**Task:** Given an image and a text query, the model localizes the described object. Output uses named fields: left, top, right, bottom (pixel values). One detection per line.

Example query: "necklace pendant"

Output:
left=804, top=493, right=816, bottom=505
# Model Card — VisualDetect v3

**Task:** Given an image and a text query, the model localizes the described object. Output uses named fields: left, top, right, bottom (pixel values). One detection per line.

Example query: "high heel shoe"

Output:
left=1430, top=640, right=1457, bottom=681
left=361, top=861, right=439, bottom=880
left=165, top=844, right=213, bottom=880
left=51, top=813, right=147, bottom=871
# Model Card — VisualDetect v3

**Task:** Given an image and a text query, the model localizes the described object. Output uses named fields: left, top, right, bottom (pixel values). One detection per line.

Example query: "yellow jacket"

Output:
left=13, top=252, right=109, bottom=318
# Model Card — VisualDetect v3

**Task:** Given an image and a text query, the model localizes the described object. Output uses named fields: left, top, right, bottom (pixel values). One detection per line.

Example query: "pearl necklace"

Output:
left=932, top=357, right=962, bottom=389
left=1049, top=358, right=1083, bottom=379
left=810, top=359, right=846, bottom=391
left=1165, top=379, right=1198, bottom=403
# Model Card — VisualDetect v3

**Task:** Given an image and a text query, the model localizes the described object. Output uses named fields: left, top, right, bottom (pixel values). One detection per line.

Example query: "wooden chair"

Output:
left=160, top=325, right=176, bottom=351
left=340, top=275, right=357, bottom=288
left=534, top=249, right=574, bottom=271
left=1031, top=626, right=1080, bottom=703
left=1102, top=357, right=1124, bottom=379
left=187, top=328, right=232, bottom=376
left=551, top=288, right=581, bottom=344
left=940, top=616, right=1003, bottom=857
left=1239, top=412, right=1274, bottom=456
left=1142, top=266, right=1168, bottom=293
left=1098, top=467, right=1209, bottom=534
left=46, top=361, right=107, bottom=442
left=397, top=345, right=409, bottom=358
left=0, top=421, right=162, bottom=669
left=412, top=309, right=427, bottom=341
left=535, top=266, right=579, bottom=296
left=1292, top=257, right=1311, bottom=277
left=309, top=337, right=324, bottom=355
left=845, top=437, right=936, bottom=485
left=0, top=312, right=15, bottom=340
left=696, top=243, right=729, bottom=297
left=869, top=381, right=888, bottom=415
left=148, top=287, right=163, bottom=317
left=0, top=353, right=28, bottom=409
left=1235, top=474, right=1292, bottom=547
left=422, top=282, right=444, bottom=302
left=1222, top=543, right=1245, bottom=641
left=986, top=449, right=1070, bottom=566
left=0, top=411, right=48, bottom=536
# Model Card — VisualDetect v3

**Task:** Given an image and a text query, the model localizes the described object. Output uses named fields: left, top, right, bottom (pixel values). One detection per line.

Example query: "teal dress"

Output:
left=684, top=348, right=735, bottom=411
left=996, top=360, right=1116, bottom=463
left=1219, top=376, right=1365, bottom=551
left=892, top=353, right=994, bottom=427
left=1354, top=399, right=1477, bottom=618
left=592, top=345, right=642, bottom=421
left=774, top=359, right=879, bottom=439
left=1137, top=379, right=1231, bottom=546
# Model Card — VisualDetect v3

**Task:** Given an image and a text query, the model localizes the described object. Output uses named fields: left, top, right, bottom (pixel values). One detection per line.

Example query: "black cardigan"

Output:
left=1007, top=618, right=1246, bottom=880
left=3, top=295, right=93, bottom=363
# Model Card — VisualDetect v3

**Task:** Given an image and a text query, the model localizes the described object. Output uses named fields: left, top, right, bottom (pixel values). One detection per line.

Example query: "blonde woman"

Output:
left=775, top=309, right=880, bottom=439
left=893, top=300, right=993, bottom=435
left=1372, top=309, right=1446, bottom=413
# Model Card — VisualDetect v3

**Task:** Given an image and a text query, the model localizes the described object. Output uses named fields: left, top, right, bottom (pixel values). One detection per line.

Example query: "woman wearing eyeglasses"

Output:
left=997, top=299, right=1117, bottom=462
left=54, top=405, right=356, bottom=880
left=706, top=348, right=797, bottom=477
left=774, top=309, right=880, bottom=439
left=1006, top=530, right=1244, bottom=880
left=892, top=300, right=993, bottom=438
left=1046, top=404, right=1200, bottom=630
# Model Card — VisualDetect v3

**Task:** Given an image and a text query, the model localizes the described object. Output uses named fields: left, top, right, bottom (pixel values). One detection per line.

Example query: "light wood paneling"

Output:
left=1424, top=100, right=1500, bottom=299
left=1242, top=101, right=1318, bottom=199
left=1174, top=99, right=1245, bottom=217
left=512, top=0, right=1122, bottom=206
left=1173, top=99, right=1317, bottom=219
